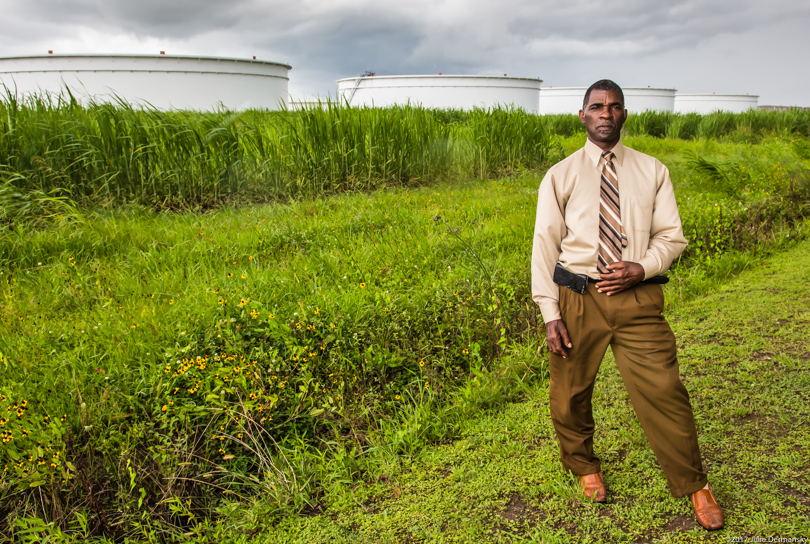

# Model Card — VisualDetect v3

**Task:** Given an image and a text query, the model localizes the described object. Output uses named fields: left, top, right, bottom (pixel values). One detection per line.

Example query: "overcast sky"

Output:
left=1, top=0, right=808, bottom=107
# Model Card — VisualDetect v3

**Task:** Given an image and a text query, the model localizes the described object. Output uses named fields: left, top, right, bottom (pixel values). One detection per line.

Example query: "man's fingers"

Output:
left=545, top=319, right=573, bottom=358
left=596, top=281, right=622, bottom=292
left=600, top=261, right=645, bottom=295
left=599, top=284, right=628, bottom=296
left=547, top=336, right=564, bottom=357
left=599, top=271, right=629, bottom=282
left=546, top=320, right=572, bottom=358
left=560, top=327, right=573, bottom=349
left=606, top=261, right=629, bottom=272
left=551, top=340, right=567, bottom=358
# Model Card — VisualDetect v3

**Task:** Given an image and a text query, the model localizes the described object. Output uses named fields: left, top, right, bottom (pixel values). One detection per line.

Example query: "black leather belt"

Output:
left=553, top=263, right=668, bottom=295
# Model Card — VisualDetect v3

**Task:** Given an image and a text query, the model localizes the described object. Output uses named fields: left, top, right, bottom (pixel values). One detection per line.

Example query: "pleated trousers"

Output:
left=549, top=282, right=708, bottom=498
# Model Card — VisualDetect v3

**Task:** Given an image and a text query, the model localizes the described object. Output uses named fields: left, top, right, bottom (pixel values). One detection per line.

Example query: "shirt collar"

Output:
left=584, top=139, right=625, bottom=167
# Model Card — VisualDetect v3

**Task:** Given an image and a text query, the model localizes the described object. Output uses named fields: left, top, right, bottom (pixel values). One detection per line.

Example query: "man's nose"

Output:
left=599, top=107, right=611, bottom=118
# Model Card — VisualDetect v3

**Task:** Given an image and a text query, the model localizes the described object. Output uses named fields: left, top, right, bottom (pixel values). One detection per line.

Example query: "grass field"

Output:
left=255, top=235, right=810, bottom=543
left=1, top=104, right=809, bottom=542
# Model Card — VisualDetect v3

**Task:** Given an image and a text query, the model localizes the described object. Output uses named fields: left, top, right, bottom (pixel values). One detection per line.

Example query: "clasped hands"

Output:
left=545, top=261, right=644, bottom=358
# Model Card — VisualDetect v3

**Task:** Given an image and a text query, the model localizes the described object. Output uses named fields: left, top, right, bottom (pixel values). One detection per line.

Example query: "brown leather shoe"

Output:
left=690, top=486, right=724, bottom=530
left=579, top=472, right=607, bottom=503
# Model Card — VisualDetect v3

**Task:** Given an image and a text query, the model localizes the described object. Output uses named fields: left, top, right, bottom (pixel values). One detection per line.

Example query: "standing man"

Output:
left=531, top=79, right=723, bottom=530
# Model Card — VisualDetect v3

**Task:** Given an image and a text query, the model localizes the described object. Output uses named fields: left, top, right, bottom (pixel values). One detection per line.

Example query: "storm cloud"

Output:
left=1, top=0, right=808, bottom=105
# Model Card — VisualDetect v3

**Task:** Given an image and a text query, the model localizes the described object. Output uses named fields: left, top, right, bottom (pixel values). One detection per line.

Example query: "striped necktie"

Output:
left=597, top=150, right=627, bottom=274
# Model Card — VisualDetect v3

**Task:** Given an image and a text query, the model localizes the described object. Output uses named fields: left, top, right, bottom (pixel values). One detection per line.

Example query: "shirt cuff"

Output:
left=637, top=255, right=662, bottom=280
left=538, top=300, right=561, bottom=324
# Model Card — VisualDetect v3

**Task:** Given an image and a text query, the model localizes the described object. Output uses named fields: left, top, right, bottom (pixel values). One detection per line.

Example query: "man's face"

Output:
left=579, top=89, right=627, bottom=149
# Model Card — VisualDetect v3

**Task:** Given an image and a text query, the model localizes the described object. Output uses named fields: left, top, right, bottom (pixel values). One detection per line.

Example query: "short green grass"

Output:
left=250, top=237, right=810, bottom=543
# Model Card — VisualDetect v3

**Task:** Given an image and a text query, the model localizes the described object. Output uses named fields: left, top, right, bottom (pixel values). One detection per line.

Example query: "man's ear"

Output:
left=578, top=110, right=585, bottom=123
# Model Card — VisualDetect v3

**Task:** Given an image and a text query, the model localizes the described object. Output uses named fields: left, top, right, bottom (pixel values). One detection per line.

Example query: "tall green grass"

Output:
left=625, top=109, right=809, bottom=140
left=3, top=90, right=808, bottom=218
left=542, top=109, right=810, bottom=141
left=0, top=93, right=556, bottom=211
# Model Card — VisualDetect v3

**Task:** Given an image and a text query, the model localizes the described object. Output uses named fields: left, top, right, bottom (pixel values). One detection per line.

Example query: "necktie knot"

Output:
left=602, top=150, right=614, bottom=163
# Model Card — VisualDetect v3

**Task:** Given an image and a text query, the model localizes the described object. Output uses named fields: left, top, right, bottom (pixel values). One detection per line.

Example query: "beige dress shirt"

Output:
left=531, top=139, right=688, bottom=324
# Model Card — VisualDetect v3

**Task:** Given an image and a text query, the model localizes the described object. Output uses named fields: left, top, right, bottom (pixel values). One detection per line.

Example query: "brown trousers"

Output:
left=549, top=282, right=707, bottom=498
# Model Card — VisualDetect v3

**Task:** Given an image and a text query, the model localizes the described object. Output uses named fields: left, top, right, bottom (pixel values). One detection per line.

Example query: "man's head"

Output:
left=579, top=79, right=627, bottom=150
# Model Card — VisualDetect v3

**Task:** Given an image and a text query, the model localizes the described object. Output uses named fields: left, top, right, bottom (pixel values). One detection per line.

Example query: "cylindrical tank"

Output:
left=0, top=55, right=291, bottom=110
left=337, top=74, right=543, bottom=112
left=288, top=96, right=328, bottom=110
left=674, top=94, right=759, bottom=114
left=538, top=87, right=676, bottom=114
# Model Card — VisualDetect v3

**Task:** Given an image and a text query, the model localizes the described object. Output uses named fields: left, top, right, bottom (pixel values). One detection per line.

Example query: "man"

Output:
left=530, top=79, right=723, bottom=530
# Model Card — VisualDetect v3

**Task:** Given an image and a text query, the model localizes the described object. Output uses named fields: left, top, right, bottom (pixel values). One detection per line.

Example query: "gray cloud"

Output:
left=0, top=0, right=808, bottom=105
left=10, top=0, right=251, bottom=37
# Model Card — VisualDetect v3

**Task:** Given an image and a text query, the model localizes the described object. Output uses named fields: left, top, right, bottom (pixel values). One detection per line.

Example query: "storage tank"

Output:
left=674, top=94, right=759, bottom=114
left=288, top=96, right=330, bottom=110
left=0, top=54, right=291, bottom=110
left=337, top=74, right=543, bottom=113
left=538, top=87, right=676, bottom=114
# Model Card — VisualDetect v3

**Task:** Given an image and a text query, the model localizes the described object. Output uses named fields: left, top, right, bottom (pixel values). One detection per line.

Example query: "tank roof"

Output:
left=0, top=54, right=292, bottom=70
left=675, top=93, right=759, bottom=98
left=338, top=74, right=542, bottom=83
left=541, top=86, right=676, bottom=92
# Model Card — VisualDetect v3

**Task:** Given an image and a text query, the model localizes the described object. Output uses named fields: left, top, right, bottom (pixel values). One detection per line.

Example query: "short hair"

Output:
left=582, top=80, right=624, bottom=110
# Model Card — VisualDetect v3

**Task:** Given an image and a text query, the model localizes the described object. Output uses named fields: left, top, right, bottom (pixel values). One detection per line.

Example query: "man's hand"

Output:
left=546, top=319, right=572, bottom=359
left=596, top=261, right=645, bottom=295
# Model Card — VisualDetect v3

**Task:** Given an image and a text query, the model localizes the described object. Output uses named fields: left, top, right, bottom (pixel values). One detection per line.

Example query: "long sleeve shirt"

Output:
left=531, top=139, right=688, bottom=324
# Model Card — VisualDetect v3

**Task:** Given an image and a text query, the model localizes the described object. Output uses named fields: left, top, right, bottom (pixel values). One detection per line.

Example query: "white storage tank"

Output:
left=288, top=96, right=329, bottom=110
left=539, top=87, right=676, bottom=114
left=0, top=54, right=291, bottom=110
left=674, top=94, right=759, bottom=114
left=337, top=74, right=543, bottom=113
